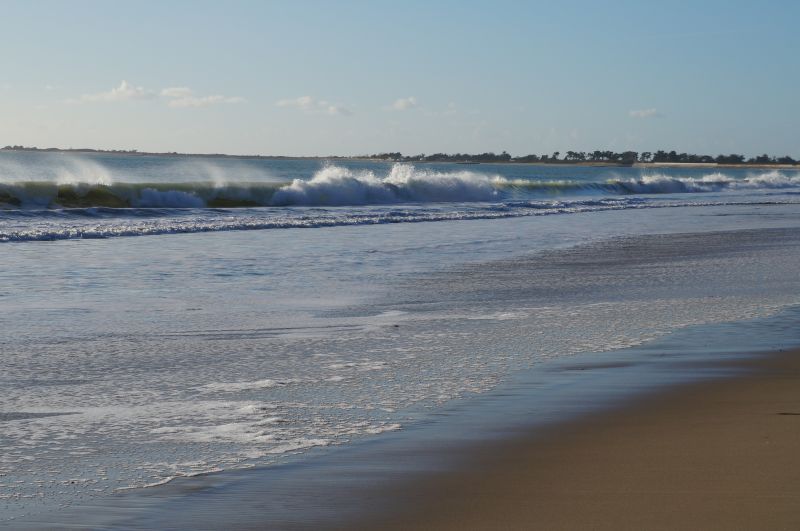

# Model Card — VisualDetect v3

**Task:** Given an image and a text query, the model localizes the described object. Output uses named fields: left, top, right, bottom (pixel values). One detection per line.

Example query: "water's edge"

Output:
left=19, top=304, right=800, bottom=530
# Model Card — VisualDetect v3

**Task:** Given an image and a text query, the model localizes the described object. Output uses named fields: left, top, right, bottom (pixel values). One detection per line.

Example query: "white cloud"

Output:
left=325, top=104, right=352, bottom=116
left=276, top=96, right=352, bottom=116
left=80, top=80, right=155, bottom=102
left=74, top=82, right=243, bottom=108
left=160, top=87, right=193, bottom=98
left=629, top=108, right=660, bottom=118
left=161, top=87, right=244, bottom=108
left=168, top=95, right=245, bottom=108
left=388, top=96, right=417, bottom=111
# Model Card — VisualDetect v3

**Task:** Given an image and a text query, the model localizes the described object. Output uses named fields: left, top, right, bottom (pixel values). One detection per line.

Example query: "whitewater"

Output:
left=3, top=150, right=800, bottom=524
left=1, top=151, right=799, bottom=243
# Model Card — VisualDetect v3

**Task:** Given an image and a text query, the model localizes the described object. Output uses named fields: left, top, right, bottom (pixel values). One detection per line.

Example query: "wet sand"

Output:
left=359, top=348, right=800, bottom=530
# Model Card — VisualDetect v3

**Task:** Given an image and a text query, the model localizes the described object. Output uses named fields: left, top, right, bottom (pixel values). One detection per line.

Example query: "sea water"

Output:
left=1, top=152, right=800, bottom=522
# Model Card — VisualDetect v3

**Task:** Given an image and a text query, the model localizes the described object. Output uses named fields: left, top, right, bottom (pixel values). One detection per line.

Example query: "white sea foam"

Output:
left=200, top=379, right=300, bottom=392
left=2, top=160, right=799, bottom=212
left=608, top=171, right=800, bottom=194
left=3, top=197, right=797, bottom=243
left=271, top=164, right=503, bottom=205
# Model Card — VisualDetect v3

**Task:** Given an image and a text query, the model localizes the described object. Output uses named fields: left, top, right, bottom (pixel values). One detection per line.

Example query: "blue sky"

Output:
left=1, top=0, right=798, bottom=156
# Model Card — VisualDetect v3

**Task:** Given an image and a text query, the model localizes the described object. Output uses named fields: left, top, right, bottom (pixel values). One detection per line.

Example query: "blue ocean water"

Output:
left=1, top=151, right=798, bottom=241
left=1, top=152, right=800, bottom=523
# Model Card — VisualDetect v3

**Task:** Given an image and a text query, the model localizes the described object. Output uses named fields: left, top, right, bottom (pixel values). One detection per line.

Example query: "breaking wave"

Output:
left=272, top=164, right=503, bottom=205
left=603, top=171, right=800, bottom=194
left=1, top=164, right=799, bottom=210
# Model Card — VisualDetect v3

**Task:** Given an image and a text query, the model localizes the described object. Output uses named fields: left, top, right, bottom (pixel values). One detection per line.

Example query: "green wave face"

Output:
left=55, top=185, right=130, bottom=208
left=1, top=169, right=797, bottom=209
left=0, top=182, right=283, bottom=209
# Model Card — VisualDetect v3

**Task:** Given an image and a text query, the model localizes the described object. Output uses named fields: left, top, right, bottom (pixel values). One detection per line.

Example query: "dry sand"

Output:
left=358, top=349, right=800, bottom=530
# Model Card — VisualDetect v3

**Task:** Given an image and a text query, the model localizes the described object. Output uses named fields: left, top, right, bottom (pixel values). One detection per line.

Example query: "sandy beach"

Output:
left=357, top=348, right=800, bottom=530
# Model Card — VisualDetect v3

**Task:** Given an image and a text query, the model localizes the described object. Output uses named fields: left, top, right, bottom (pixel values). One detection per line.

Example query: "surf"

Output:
left=2, top=165, right=799, bottom=210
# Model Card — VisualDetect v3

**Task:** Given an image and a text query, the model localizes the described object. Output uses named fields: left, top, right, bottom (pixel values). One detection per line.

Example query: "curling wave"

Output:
left=1, top=164, right=799, bottom=210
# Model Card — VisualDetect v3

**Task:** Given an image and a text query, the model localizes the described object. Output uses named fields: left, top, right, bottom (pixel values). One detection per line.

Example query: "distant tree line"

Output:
left=2, top=145, right=145, bottom=154
left=365, top=150, right=798, bottom=165
left=2, top=145, right=797, bottom=165
left=0, top=146, right=301, bottom=160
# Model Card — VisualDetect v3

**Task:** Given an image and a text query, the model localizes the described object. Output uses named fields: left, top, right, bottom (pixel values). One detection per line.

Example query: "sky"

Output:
left=1, top=0, right=798, bottom=157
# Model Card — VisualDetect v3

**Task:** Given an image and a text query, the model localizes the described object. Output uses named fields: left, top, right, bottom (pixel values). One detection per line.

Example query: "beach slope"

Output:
left=366, top=349, right=800, bottom=530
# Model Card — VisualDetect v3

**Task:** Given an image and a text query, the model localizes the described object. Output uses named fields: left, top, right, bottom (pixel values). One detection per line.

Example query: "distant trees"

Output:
left=564, top=151, right=586, bottom=161
left=714, top=153, right=745, bottom=164
left=1, top=145, right=139, bottom=154
left=744, top=153, right=800, bottom=164
left=368, top=151, right=513, bottom=163
left=361, top=150, right=797, bottom=165
left=370, top=152, right=403, bottom=160
left=2, top=145, right=797, bottom=166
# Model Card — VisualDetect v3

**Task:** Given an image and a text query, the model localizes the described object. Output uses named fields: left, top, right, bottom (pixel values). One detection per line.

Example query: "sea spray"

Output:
left=3, top=164, right=798, bottom=210
left=271, top=164, right=503, bottom=205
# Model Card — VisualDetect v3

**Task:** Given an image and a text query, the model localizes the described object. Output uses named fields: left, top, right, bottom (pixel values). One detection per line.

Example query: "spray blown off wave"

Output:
left=1, top=164, right=799, bottom=210
left=604, top=171, right=800, bottom=194
left=0, top=165, right=506, bottom=209
left=272, top=164, right=504, bottom=205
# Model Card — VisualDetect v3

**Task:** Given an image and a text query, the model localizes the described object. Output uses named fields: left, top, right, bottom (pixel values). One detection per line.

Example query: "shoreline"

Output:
left=1, top=149, right=797, bottom=170
left=18, top=306, right=800, bottom=529
left=355, top=347, right=800, bottom=530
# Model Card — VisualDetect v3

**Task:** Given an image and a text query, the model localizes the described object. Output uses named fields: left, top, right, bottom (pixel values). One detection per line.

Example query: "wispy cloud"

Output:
left=161, top=87, right=244, bottom=108
left=629, top=108, right=660, bottom=118
left=72, top=82, right=243, bottom=108
left=276, top=96, right=352, bottom=116
left=80, top=80, right=155, bottom=102
left=387, top=96, right=418, bottom=111
left=160, top=87, right=193, bottom=99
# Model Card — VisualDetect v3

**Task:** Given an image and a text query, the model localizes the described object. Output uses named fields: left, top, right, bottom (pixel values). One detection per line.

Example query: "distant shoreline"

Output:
left=1, top=147, right=798, bottom=170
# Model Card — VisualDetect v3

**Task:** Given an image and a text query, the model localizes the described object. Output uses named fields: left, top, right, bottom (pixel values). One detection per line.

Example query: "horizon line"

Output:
left=2, top=145, right=799, bottom=163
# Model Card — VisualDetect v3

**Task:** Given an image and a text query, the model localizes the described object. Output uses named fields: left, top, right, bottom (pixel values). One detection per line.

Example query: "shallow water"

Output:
left=2, top=153, right=800, bottom=523
left=19, top=304, right=800, bottom=530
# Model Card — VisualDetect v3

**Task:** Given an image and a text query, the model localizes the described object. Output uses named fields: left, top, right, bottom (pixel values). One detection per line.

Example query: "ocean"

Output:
left=2, top=151, right=800, bottom=524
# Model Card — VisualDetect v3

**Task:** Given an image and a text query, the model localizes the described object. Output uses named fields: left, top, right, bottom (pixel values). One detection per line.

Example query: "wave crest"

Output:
left=271, top=164, right=502, bottom=206
left=1, top=165, right=799, bottom=210
left=606, top=171, right=800, bottom=194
